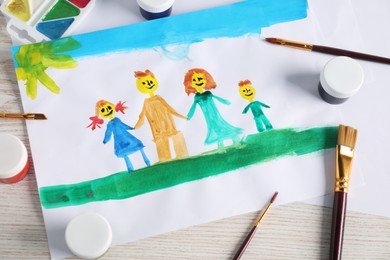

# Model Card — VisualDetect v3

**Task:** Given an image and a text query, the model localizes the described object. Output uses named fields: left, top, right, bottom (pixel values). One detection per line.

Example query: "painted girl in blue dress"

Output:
left=87, top=100, right=150, bottom=172
left=183, top=68, right=243, bottom=148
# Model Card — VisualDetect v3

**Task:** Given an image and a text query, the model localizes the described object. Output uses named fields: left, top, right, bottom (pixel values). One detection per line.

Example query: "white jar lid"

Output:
left=320, top=56, right=364, bottom=99
left=0, top=133, right=28, bottom=179
left=65, top=212, right=112, bottom=259
left=137, top=0, right=175, bottom=13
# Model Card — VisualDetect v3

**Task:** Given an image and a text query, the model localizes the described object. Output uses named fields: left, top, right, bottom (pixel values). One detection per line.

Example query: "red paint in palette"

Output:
left=69, top=0, right=91, bottom=8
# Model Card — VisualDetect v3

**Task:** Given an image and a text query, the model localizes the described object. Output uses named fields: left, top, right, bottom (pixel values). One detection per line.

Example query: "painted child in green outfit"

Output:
left=238, top=80, right=273, bottom=132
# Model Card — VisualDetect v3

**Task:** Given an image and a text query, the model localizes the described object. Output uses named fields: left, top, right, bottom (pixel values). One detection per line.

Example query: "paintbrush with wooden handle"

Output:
left=1, top=112, right=47, bottom=120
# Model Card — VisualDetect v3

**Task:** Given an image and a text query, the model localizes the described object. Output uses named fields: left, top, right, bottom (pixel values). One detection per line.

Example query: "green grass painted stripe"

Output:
left=40, top=126, right=338, bottom=209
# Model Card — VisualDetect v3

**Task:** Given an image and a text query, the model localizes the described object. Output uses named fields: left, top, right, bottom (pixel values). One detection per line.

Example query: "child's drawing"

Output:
left=239, top=80, right=273, bottom=132
left=184, top=68, right=243, bottom=148
left=8, top=1, right=335, bottom=259
left=87, top=100, right=150, bottom=172
left=134, top=70, right=189, bottom=162
left=13, top=38, right=80, bottom=99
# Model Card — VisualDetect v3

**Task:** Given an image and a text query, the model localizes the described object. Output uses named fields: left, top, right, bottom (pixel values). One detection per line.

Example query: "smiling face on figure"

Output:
left=239, top=80, right=256, bottom=103
left=191, top=72, right=207, bottom=93
left=98, top=101, right=115, bottom=120
left=136, top=72, right=159, bottom=96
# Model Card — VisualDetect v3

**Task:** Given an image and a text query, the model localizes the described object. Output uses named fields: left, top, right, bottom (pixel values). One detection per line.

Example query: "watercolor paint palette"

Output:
left=0, top=0, right=95, bottom=43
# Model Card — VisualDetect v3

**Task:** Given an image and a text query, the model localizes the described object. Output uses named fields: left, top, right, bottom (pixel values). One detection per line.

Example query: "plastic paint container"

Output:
left=137, top=0, right=175, bottom=20
left=0, top=133, right=29, bottom=184
left=318, top=56, right=364, bottom=104
left=66, top=212, right=112, bottom=259
left=1, top=0, right=96, bottom=44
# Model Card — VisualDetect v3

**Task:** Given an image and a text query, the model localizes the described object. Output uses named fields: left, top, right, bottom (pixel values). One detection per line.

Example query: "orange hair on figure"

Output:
left=183, top=68, right=217, bottom=95
left=95, top=100, right=113, bottom=116
left=134, top=69, right=156, bottom=79
left=238, top=79, right=252, bottom=87
left=87, top=100, right=127, bottom=130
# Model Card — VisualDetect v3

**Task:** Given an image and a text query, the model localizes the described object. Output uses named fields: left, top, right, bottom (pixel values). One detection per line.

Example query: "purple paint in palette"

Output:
left=0, top=0, right=95, bottom=43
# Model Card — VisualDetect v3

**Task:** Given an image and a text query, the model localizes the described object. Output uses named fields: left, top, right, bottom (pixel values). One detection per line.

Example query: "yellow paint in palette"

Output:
left=0, top=0, right=95, bottom=43
left=5, top=0, right=31, bottom=21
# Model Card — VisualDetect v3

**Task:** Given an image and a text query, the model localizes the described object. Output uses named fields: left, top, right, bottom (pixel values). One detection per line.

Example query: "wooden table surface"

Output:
left=1, top=9, right=390, bottom=260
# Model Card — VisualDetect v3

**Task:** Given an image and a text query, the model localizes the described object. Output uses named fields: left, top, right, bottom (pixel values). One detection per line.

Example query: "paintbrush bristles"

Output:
left=338, top=125, right=357, bottom=149
left=233, top=192, right=278, bottom=260
left=331, top=125, right=357, bottom=260
left=0, top=113, right=47, bottom=120
left=254, top=192, right=278, bottom=227
left=270, top=191, right=278, bottom=203
left=31, top=113, right=47, bottom=120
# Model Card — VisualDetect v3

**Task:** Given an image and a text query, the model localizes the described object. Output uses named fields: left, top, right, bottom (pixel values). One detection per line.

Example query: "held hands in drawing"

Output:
left=87, top=70, right=274, bottom=170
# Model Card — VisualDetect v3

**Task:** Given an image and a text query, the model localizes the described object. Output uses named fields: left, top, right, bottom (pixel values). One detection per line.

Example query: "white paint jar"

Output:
left=0, top=133, right=29, bottom=184
left=318, top=56, right=364, bottom=104
left=65, top=212, right=112, bottom=259
left=137, top=0, right=175, bottom=20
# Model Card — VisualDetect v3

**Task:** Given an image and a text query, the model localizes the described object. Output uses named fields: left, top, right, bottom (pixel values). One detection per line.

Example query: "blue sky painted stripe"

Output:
left=12, top=0, right=308, bottom=60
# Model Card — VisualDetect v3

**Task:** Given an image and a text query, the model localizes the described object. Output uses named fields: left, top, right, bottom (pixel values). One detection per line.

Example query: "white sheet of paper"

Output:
left=342, top=0, right=390, bottom=217
left=306, top=0, right=390, bottom=217
left=8, top=0, right=380, bottom=259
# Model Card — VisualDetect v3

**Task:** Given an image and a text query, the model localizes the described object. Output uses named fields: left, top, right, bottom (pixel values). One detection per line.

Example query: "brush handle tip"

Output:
left=330, top=192, right=348, bottom=260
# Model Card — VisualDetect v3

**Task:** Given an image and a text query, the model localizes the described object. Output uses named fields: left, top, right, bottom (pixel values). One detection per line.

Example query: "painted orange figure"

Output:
left=134, top=69, right=188, bottom=162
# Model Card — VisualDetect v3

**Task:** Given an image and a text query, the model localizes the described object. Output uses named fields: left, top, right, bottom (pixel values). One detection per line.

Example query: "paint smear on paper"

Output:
left=40, top=126, right=337, bottom=209
left=160, top=44, right=191, bottom=61
left=14, top=0, right=307, bottom=60
left=11, top=0, right=307, bottom=60
left=14, top=37, right=81, bottom=99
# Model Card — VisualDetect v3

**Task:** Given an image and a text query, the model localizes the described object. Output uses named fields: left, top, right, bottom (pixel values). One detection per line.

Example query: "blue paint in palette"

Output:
left=33, top=0, right=95, bottom=41
left=36, top=18, right=75, bottom=39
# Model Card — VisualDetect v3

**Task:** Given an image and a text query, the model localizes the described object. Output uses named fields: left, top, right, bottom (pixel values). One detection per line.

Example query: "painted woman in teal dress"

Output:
left=183, top=68, right=242, bottom=148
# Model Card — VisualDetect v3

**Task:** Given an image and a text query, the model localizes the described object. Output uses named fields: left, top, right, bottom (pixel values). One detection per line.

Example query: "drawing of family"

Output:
left=87, top=68, right=273, bottom=172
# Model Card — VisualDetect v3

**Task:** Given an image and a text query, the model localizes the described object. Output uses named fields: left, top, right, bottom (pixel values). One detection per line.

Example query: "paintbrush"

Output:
left=233, top=192, right=278, bottom=260
left=330, top=125, right=357, bottom=260
left=265, top=38, right=390, bottom=65
left=0, top=112, right=47, bottom=120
